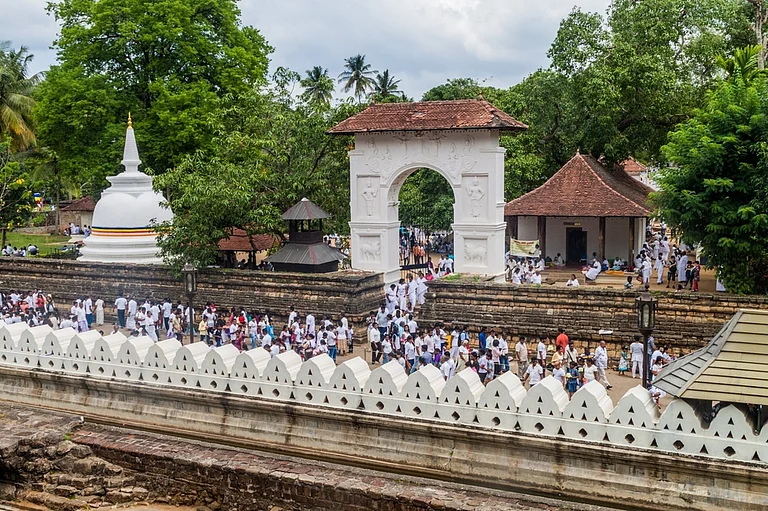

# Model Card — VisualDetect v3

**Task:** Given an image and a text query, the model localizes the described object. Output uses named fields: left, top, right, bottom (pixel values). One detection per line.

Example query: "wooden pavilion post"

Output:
left=598, top=217, right=606, bottom=261
left=537, top=216, right=547, bottom=258
left=628, top=217, right=636, bottom=270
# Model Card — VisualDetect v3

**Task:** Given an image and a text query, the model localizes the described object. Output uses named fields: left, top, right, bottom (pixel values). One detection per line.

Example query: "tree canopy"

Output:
left=153, top=71, right=361, bottom=268
left=0, top=43, right=41, bottom=152
left=653, top=70, right=768, bottom=294
left=34, top=0, right=272, bottom=197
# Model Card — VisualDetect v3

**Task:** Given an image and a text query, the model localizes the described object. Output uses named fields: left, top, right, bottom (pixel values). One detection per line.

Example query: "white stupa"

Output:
left=79, top=115, right=173, bottom=264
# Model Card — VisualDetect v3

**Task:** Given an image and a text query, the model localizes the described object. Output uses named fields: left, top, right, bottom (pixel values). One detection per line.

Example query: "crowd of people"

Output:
left=2, top=244, right=39, bottom=257
left=2, top=282, right=674, bottom=409
left=366, top=299, right=673, bottom=407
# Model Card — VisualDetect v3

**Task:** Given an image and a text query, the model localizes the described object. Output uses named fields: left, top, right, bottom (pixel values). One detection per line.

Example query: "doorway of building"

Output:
left=566, top=228, right=587, bottom=264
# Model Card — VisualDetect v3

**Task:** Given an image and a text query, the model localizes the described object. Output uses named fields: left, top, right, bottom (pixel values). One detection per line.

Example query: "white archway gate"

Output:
left=329, top=100, right=527, bottom=284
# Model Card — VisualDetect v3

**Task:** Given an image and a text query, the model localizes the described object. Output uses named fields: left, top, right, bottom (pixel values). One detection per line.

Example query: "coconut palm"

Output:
left=0, top=43, right=42, bottom=151
left=337, top=54, right=377, bottom=100
left=373, top=70, right=401, bottom=99
left=301, top=66, right=335, bottom=109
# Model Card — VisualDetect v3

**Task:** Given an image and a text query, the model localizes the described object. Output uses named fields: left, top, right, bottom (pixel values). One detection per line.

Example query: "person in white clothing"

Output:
left=523, top=358, right=544, bottom=387
left=594, top=340, right=613, bottom=389
left=629, top=335, right=644, bottom=379
left=566, top=274, right=580, bottom=287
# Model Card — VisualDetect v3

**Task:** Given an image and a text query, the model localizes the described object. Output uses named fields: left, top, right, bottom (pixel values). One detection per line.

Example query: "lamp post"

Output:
left=182, top=261, right=198, bottom=344
left=636, top=283, right=657, bottom=389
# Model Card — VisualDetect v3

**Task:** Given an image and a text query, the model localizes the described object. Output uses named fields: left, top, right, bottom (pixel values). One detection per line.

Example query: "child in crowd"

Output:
left=618, top=345, right=629, bottom=376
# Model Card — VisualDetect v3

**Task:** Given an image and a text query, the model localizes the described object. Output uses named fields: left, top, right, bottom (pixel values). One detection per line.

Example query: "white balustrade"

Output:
left=3, top=323, right=767, bottom=465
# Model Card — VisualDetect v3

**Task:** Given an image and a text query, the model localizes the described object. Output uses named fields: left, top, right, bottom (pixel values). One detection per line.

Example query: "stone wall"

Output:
left=2, top=360, right=767, bottom=511
left=419, top=278, right=768, bottom=356
left=0, top=258, right=383, bottom=328
left=0, top=403, right=611, bottom=511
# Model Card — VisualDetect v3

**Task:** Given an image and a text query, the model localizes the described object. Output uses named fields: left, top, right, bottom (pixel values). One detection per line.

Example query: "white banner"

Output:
left=509, top=239, right=539, bottom=257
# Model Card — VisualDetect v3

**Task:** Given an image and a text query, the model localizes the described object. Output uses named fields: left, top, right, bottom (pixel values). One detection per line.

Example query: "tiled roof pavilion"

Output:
left=504, top=153, right=653, bottom=218
left=328, top=99, right=527, bottom=134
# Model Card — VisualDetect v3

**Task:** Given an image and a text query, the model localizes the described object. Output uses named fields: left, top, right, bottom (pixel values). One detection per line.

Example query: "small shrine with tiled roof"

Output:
left=266, top=198, right=344, bottom=273
left=504, top=152, right=653, bottom=266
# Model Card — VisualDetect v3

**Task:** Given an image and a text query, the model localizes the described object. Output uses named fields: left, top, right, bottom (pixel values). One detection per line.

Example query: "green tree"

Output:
left=154, top=72, right=362, bottom=268
left=0, top=142, right=34, bottom=247
left=398, top=169, right=454, bottom=231
left=548, top=0, right=753, bottom=164
left=373, top=70, right=401, bottom=100
left=338, top=54, right=377, bottom=100
left=652, top=72, right=768, bottom=294
left=716, top=44, right=764, bottom=82
left=18, top=146, right=79, bottom=229
left=35, top=0, right=272, bottom=195
left=421, top=78, right=481, bottom=101
left=0, top=43, right=41, bottom=151
left=300, top=66, right=335, bottom=109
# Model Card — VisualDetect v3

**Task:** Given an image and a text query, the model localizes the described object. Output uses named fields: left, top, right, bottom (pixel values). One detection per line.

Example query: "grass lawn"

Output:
left=3, top=232, right=71, bottom=256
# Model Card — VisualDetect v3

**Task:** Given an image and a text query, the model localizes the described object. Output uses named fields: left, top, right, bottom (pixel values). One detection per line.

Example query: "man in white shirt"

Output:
left=594, top=340, right=613, bottom=389
left=630, top=335, right=644, bottom=379
left=162, top=299, right=173, bottom=331
left=523, top=358, right=544, bottom=387
left=385, top=285, right=397, bottom=314
left=530, top=271, right=542, bottom=285
left=84, top=296, right=94, bottom=327
left=536, top=337, right=547, bottom=365
left=305, top=313, right=315, bottom=337
left=288, top=306, right=297, bottom=328
left=114, top=293, right=128, bottom=328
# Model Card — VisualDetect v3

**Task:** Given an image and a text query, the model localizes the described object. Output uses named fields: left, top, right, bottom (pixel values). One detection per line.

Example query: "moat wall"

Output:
left=0, top=258, right=383, bottom=328
left=4, top=258, right=768, bottom=356
left=0, top=367, right=766, bottom=511
left=419, top=278, right=768, bottom=356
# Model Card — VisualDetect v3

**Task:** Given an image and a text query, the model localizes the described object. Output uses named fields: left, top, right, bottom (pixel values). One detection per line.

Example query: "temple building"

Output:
left=266, top=198, right=344, bottom=273
left=504, top=152, right=653, bottom=266
left=79, top=116, right=173, bottom=264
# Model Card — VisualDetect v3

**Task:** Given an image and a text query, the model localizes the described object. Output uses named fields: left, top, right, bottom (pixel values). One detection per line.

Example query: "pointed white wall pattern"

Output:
left=4, top=323, right=767, bottom=466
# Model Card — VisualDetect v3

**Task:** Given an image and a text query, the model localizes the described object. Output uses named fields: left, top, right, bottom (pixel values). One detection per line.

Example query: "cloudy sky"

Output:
left=4, top=0, right=611, bottom=98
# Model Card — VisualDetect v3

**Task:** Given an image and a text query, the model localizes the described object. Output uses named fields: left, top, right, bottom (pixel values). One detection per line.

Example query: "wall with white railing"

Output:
left=1, top=322, right=766, bottom=464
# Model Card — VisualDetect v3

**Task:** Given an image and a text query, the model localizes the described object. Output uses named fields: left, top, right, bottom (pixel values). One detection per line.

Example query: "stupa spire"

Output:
left=121, top=112, right=141, bottom=173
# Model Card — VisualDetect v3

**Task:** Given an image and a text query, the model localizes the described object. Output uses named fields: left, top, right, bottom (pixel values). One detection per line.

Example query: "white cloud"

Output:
left=2, top=0, right=611, bottom=96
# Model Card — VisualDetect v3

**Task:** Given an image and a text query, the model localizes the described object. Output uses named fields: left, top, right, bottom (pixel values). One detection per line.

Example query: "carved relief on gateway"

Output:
left=358, top=235, right=382, bottom=263
left=365, top=139, right=393, bottom=177
left=464, top=238, right=488, bottom=266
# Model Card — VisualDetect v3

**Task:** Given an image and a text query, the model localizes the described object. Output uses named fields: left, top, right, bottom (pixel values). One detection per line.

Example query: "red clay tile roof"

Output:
left=504, top=153, right=653, bottom=217
left=328, top=99, right=528, bottom=134
left=620, top=157, right=648, bottom=176
left=60, top=196, right=96, bottom=212
left=217, top=229, right=276, bottom=252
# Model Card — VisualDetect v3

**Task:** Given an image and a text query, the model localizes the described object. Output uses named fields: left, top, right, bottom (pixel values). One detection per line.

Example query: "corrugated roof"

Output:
left=217, top=229, right=276, bottom=252
left=504, top=153, right=653, bottom=217
left=60, top=196, right=96, bottom=212
left=328, top=99, right=528, bottom=135
left=654, top=310, right=768, bottom=405
left=266, top=242, right=344, bottom=266
left=281, top=198, right=330, bottom=221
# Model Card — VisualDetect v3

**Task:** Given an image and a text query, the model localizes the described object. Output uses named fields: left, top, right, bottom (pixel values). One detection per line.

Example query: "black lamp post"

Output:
left=182, top=261, right=198, bottom=344
left=636, top=283, right=657, bottom=389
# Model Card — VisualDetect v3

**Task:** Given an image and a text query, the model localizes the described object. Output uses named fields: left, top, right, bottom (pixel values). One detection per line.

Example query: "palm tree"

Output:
left=19, top=146, right=80, bottom=229
left=0, top=43, right=42, bottom=151
left=337, top=54, right=377, bottom=101
left=716, top=45, right=763, bottom=85
left=300, top=66, right=335, bottom=109
left=373, top=70, right=401, bottom=99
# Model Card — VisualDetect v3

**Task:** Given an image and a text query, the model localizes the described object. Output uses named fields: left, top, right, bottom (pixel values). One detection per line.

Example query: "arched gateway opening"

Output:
left=394, top=167, right=455, bottom=277
left=329, top=100, right=527, bottom=283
